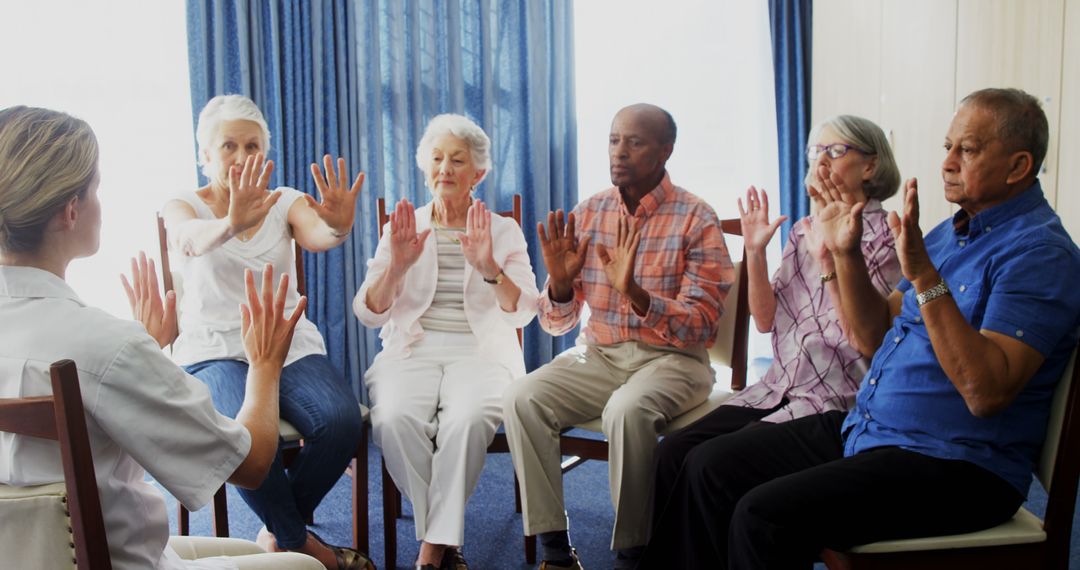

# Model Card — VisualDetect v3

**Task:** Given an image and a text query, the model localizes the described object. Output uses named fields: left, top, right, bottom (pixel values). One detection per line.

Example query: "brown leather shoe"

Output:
left=538, top=548, right=583, bottom=570
left=309, top=530, right=376, bottom=570
left=439, top=546, right=468, bottom=569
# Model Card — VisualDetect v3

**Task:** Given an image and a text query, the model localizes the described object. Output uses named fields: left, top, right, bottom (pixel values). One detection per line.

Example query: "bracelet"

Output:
left=483, top=269, right=505, bottom=285
left=915, top=279, right=950, bottom=307
left=330, top=227, right=350, bottom=238
left=820, top=271, right=837, bottom=283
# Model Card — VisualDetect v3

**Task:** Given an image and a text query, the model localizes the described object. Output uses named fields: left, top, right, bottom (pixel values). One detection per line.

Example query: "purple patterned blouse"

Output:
left=725, top=199, right=902, bottom=422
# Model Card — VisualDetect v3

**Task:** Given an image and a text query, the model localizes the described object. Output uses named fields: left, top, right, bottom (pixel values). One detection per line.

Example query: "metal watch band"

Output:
left=916, top=279, right=950, bottom=306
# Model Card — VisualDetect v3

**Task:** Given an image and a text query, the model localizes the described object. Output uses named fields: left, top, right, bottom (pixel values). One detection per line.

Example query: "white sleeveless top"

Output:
left=169, top=187, right=326, bottom=367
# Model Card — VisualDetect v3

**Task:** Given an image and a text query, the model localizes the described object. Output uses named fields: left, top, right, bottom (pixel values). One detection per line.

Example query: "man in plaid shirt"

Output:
left=503, top=103, right=734, bottom=569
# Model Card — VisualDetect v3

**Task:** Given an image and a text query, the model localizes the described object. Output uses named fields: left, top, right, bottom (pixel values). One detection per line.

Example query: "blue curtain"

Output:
left=768, top=0, right=812, bottom=242
left=186, top=0, right=579, bottom=401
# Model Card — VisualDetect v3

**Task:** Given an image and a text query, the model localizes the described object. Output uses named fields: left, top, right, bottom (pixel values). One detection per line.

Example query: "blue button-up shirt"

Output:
left=842, top=182, right=1080, bottom=492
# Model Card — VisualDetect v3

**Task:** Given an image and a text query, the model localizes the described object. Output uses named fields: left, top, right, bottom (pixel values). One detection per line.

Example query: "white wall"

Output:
left=574, top=0, right=782, bottom=372
left=573, top=0, right=780, bottom=220
left=0, top=1, right=195, bottom=319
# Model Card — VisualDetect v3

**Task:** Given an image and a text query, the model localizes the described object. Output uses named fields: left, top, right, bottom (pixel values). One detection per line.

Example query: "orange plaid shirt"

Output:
left=539, top=173, right=733, bottom=348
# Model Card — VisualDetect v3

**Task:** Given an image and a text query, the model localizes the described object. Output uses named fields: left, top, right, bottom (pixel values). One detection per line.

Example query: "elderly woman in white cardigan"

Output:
left=354, top=114, right=538, bottom=570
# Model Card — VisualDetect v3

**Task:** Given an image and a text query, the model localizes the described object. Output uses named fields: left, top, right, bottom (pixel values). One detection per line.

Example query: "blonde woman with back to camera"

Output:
left=354, top=113, right=539, bottom=570
left=0, top=106, right=324, bottom=569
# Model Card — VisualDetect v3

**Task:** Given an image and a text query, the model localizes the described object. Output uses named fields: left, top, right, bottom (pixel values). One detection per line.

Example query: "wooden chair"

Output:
left=821, top=342, right=1080, bottom=570
left=521, top=218, right=750, bottom=563
left=374, top=195, right=525, bottom=569
left=0, top=360, right=112, bottom=569
left=156, top=214, right=370, bottom=552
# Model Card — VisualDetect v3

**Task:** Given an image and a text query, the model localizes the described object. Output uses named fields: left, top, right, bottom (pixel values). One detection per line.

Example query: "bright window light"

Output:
left=0, top=1, right=195, bottom=320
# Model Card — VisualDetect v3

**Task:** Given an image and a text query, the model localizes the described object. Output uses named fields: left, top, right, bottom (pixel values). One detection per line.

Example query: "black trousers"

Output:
left=651, top=403, right=779, bottom=532
left=640, top=411, right=1025, bottom=570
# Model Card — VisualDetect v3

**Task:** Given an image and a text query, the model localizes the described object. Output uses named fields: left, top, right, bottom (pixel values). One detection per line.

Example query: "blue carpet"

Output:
left=154, top=433, right=1080, bottom=569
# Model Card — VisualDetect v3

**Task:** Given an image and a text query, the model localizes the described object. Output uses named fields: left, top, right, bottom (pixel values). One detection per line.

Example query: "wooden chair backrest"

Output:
left=1037, top=343, right=1080, bottom=565
left=707, top=219, right=750, bottom=390
left=0, top=360, right=111, bottom=569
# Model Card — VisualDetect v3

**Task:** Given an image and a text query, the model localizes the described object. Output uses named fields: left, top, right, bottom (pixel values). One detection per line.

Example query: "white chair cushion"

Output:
left=572, top=385, right=733, bottom=435
left=0, top=482, right=77, bottom=569
left=848, top=508, right=1046, bottom=553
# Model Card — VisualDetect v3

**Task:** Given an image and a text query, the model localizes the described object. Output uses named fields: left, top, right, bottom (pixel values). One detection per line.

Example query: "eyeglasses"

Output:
left=806, top=143, right=875, bottom=161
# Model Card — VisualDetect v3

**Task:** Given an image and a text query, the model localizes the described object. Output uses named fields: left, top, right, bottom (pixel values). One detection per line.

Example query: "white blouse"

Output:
left=0, top=266, right=250, bottom=570
left=169, top=188, right=326, bottom=367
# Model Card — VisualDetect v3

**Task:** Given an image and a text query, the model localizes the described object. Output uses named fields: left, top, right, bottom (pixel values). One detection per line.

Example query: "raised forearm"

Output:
left=745, top=249, right=776, bottom=333
left=228, top=362, right=281, bottom=488
left=833, top=249, right=892, bottom=357
left=363, top=267, right=406, bottom=314
left=172, top=217, right=237, bottom=257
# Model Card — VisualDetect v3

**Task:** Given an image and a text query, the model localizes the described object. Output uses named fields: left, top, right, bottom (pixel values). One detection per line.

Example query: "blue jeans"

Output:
left=185, top=354, right=364, bottom=549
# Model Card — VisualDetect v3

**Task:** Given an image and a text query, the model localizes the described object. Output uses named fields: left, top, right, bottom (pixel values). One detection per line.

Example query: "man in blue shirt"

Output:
left=640, top=88, right=1080, bottom=570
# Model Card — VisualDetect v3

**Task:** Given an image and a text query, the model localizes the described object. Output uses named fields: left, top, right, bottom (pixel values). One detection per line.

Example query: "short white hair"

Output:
left=415, top=114, right=492, bottom=176
left=195, top=94, right=271, bottom=180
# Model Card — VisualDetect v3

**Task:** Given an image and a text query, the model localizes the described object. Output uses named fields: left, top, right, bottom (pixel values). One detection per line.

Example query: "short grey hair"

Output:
left=195, top=94, right=271, bottom=180
left=805, top=115, right=901, bottom=201
left=415, top=114, right=492, bottom=177
left=960, top=88, right=1048, bottom=175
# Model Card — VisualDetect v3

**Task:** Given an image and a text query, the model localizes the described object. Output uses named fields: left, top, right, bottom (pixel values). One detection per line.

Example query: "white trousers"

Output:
left=366, top=331, right=512, bottom=545
left=503, top=341, right=714, bottom=549
left=167, top=536, right=322, bottom=569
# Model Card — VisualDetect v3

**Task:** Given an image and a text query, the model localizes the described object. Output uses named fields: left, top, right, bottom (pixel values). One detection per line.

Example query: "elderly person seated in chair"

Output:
left=648, top=115, right=903, bottom=537
left=641, top=88, right=1080, bottom=570
left=158, top=94, right=369, bottom=570
left=354, top=113, right=538, bottom=570
left=0, top=106, right=325, bottom=569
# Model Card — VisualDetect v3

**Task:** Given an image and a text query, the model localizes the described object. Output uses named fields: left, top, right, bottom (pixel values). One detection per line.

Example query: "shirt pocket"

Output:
left=638, top=266, right=681, bottom=298
left=951, top=278, right=985, bottom=323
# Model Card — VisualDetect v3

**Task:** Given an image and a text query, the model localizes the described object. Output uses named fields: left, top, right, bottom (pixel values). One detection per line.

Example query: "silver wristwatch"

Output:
left=916, top=279, right=950, bottom=307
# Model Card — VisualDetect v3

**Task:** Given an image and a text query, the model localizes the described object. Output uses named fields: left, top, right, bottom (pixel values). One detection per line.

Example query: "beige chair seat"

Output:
left=573, top=384, right=734, bottom=435
left=848, top=508, right=1046, bottom=554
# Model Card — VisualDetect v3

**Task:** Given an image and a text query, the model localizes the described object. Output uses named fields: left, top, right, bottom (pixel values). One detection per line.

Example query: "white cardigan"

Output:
left=353, top=202, right=539, bottom=379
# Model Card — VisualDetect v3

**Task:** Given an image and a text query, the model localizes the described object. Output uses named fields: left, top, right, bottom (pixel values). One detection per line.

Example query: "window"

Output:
left=0, top=1, right=194, bottom=319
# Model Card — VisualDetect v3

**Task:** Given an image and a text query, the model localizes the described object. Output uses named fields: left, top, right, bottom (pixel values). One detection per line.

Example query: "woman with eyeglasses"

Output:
left=645, top=115, right=903, bottom=543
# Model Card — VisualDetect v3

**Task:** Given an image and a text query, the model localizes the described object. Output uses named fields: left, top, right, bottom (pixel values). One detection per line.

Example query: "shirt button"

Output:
left=864, top=412, right=872, bottom=420
left=915, top=316, right=923, bottom=323
left=1016, top=330, right=1025, bottom=338
left=869, top=378, right=877, bottom=385
left=959, top=240, right=966, bottom=247
left=986, top=226, right=992, bottom=232
left=894, top=337, right=901, bottom=344
left=959, top=285, right=967, bottom=293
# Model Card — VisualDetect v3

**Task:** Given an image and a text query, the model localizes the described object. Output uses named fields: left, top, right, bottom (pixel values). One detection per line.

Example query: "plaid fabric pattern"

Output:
left=539, top=173, right=733, bottom=348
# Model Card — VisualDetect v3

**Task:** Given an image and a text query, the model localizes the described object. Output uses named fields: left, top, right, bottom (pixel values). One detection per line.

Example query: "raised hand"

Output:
left=388, top=199, right=431, bottom=272
left=457, top=199, right=500, bottom=279
left=227, top=153, right=281, bottom=235
left=537, top=209, right=591, bottom=300
left=801, top=216, right=833, bottom=269
left=595, top=216, right=642, bottom=295
left=120, top=251, right=177, bottom=349
left=239, top=265, right=307, bottom=370
left=307, top=154, right=365, bottom=235
left=887, top=178, right=935, bottom=283
left=737, top=186, right=788, bottom=253
left=810, top=164, right=865, bottom=254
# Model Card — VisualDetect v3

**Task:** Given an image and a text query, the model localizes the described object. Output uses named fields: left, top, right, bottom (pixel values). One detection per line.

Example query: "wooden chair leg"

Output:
left=514, top=475, right=522, bottom=514
left=382, top=459, right=397, bottom=570
left=353, top=437, right=369, bottom=553
left=178, top=503, right=190, bottom=536
left=211, top=486, right=229, bottom=537
left=525, top=534, right=536, bottom=564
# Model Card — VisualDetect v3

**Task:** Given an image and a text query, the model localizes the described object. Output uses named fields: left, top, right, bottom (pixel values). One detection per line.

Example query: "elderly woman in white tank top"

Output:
left=354, top=114, right=539, bottom=570
left=159, top=95, right=370, bottom=570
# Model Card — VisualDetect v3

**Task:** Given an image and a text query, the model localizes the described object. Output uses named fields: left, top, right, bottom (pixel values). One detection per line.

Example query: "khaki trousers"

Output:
left=167, top=536, right=323, bottom=569
left=503, top=341, right=714, bottom=549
